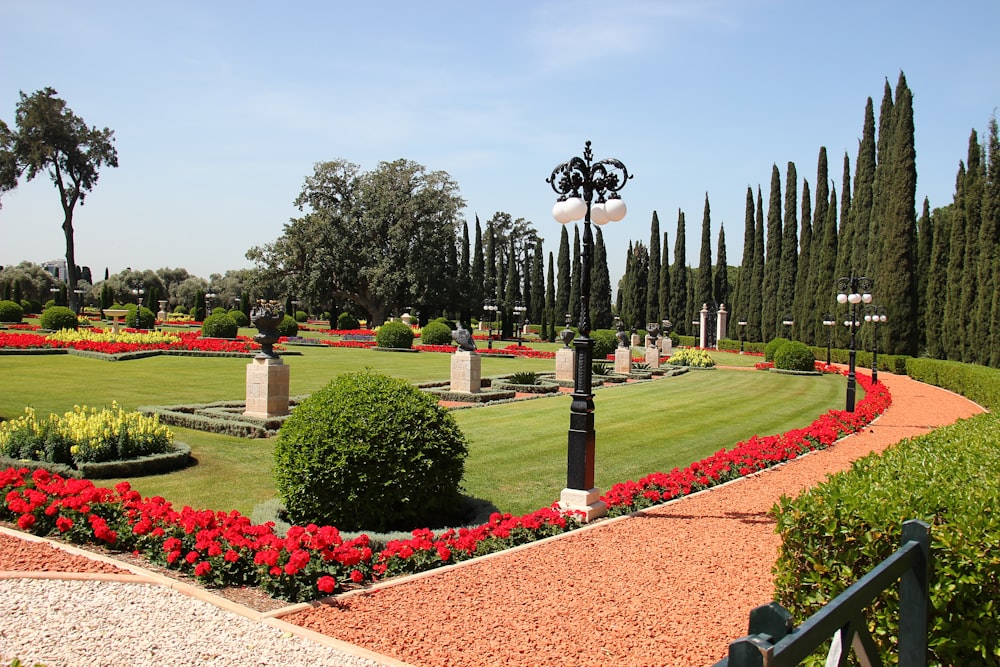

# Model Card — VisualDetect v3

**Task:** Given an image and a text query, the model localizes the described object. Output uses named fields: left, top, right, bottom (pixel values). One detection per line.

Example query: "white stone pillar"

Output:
left=244, top=356, right=290, bottom=418
left=449, top=350, right=482, bottom=393
left=614, top=346, right=632, bottom=374
left=555, top=347, right=576, bottom=382
left=699, top=303, right=710, bottom=349
left=716, top=303, right=728, bottom=347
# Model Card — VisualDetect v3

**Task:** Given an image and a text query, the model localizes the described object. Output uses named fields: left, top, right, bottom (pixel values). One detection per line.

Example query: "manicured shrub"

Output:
left=228, top=308, right=249, bottom=327
left=591, top=328, right=617, bottom=358
left=125, top=306, right=156, bottom=330
left=772, top=413, right=1000, bottom=666
left=275, top=314, right=298, bottom=338
left=376, top=320, right=414, bottom=349
left=419, top=320, right=453, bottom=346
left=201, top=312, right=239, bottom=338
left=294, top=310, right=308, bottom=323
left=764, top=337, right=791, bottom=362
left=773, top=340, right=816, bottom=372
left=906, top=357, right=1000, bottom=413
left=433, top=316, right=456, bottom=330
left=337, top=312, right=360, bottom=330
left=39, top=305, right=79, bottom=331
left=0, top=299, right=23, bottom=323
left=211, top=307, right=228, bottom=316
left=273, top=371, right=468, bottom=532
left=667, top=347, right=715, bottom=367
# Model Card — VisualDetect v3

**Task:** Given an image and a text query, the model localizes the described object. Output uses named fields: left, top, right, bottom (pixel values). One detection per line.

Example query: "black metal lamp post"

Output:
left=836, top=276, right=873, bottom=412
left=131, top=281, right=145, bottom=329
left=864, top=305, right=887, bottom=385
left=483, top=298, right=497, bottom=349
left=782, top=317, right=794, bottom=339
left=822, top=313, right=836, bottom=365
left=206, top=289, right=217, bottom=316
left=737, top=319, right=748, bottom=354
left=548, top=141, right=630, bottom=516
left=513, top=302, right=526, bottom=345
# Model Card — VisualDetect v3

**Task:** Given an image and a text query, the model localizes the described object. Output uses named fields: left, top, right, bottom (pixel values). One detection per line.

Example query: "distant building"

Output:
left=42, top=258, right=68, bottom=282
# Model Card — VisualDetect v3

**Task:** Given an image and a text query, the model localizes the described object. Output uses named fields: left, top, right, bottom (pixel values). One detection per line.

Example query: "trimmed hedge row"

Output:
left=772, top=413, right=1000, bottom=666
left=905, top=357, right=1000, bottom=412
left=0, top=442, right=192, bottom=479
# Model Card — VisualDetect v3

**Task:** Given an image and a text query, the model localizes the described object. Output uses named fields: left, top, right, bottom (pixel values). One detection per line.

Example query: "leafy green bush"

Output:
left=419, top=320, right=453, bottom=346
left=228, top=308, right=249, bottom=327
left=376, top=320, right=414, bottom=349
left=201, top=312, right=238, bottom=338
left=667, top=348, right=715, bottom=367
left=772, top=413, right=1000, bottom=666
left=773, top=340, right=815, bottom=372
left=273, top=371, right=468, bottom=532
left=125, top=305, right=156, bottom=330
left=764, top=337, right=790, bottom=362
left=337, top=312, right=360, bottom=330
left=39, top=306, right=79, bottom=331
left=906, top=357, right=1000, bottom=413
left=294, top=310, right=308, bottom=323
left=591, top=328, right=617, bottom=358
left=0, top=299, right=23, bottom=323
left=433, top=316, right=456, bottom=329
left=275, top=314, right=298, bottom=338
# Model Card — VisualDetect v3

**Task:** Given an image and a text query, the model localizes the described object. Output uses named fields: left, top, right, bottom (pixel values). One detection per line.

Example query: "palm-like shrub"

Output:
left=376, top=320, right=414, bottom=349
left=274, top=371, right=468, bottom=531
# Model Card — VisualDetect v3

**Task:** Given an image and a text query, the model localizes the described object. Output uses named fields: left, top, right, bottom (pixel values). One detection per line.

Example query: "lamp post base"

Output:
left=558, top=487, right=607, bottom=523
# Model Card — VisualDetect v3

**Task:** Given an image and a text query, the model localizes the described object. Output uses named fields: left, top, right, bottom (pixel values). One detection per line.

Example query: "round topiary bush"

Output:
left=201, top=312, right=239, bottom=338
left=773, top=340, right=817, bottom=372
left=275, top=314, right=298, bottom=338
left=0, top=299, right=24, bottom=323
left=591, top=328, right=617, bottom=359
left=419, top=320, right=453, bottom=346
left=337, top=312, right=360, bottom=330
left=125, top=306, right=156, bottom=330
left=376, top=320, right=414, bottom=349
left=294, top=310, right=308, bottom=323
left=228, top=308, right=249, bottom=327
left=765, top=337, right=791, bottom=362
left=39, top=306, right=79, bottom=331
left=274, top=371, right=469, bottom=531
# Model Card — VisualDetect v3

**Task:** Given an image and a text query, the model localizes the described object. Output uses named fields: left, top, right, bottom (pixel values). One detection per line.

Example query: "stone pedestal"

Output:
left=157, top=300, right=168, bottom=322
left=661, top=337, right=673, bottom=355
left=645, top=346, right=660, bottom=368
left=450, top=350, right=481, bottom=393
left=244, top=356, right=290, bottom=418
left=102, top=309, right=128, bottom=335
left=559, top=487, right=607, bottom=523
left=554, top=347, right=576, bottom=382
left=614, top=347, right=632, bottom=375
left=630, top=333, right=642, bottom=346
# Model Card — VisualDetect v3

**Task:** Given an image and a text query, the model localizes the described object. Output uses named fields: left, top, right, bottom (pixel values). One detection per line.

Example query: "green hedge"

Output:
left=772, top=413, right=1000, bottom=666
left=906, top=357, right=1000, bottom=412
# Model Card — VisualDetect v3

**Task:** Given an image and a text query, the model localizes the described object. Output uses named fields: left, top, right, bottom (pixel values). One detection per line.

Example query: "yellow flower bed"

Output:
left=45, top=328, right=181, bottom=345
left=0, top=402, right=173, bottom=464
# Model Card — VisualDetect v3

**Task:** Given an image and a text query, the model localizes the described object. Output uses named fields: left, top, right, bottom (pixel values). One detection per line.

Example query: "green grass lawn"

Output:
left=0, top=344, right=848, bottom=519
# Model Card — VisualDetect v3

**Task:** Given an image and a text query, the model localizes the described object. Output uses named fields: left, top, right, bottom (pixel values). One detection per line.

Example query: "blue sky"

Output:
left=2, top=0, right=998, bottom=288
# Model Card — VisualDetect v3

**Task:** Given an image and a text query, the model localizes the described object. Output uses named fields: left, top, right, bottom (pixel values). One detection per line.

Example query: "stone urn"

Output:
left=250, top=302, right=284, bottom=359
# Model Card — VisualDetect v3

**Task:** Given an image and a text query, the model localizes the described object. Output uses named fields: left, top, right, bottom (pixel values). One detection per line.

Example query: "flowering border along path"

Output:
left=0, top=369, right=889, bottom=603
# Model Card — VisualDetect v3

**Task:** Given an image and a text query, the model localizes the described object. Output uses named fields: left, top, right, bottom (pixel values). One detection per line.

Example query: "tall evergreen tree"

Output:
left=522, top=244, right=533, bottom=324
left=647, top=211, right=661, bottom=325
left=502, top=237, right=518, bottom=338
left=484, top=217, right=497, bottom=302
left=961, top=130, right=986, bottom=363
left=792, top=179, right=813, bottom=343
left=981, top=115, right=1000, bottom=367
left=659, top=229, right=671, bottom=323
left=695, top=193, right=714, bottom=310
left=813, top=185, right=839, bottom=348
left=619, top=241, right=637, bottom=328
left=748, top=186, right=766, bottom=342
left=834, top=152, right=854, bottom=293
left=761, top=165, right=783, bottom=341
left=777, top=162, right=799, bottom=336
left=546, top=251, right=558, bottom=340
left=866, top=79, right=895, bottom=281
left=714, top=225, right=729, bottom=310
left=879, top=72, right=919, bottom=356
left=925, top=204, right=948, bottom=359
left=530, top=241, right=545, bottom=325
left=943, top=163, right=968, bottom=361
left=810, top=148, right=830, bottom=343
left=915, top=198, right=932, bottom=353
left=471, top=215, right=485, bottom=314
left=458, top=220, right=471, bottom=324
left=570, top=225, right=581, bottom=323
left=670, top=209, right=688, bottom=335
left=592, top=226, right=613, bottom=329
left=733, top=187, right=755, bottom=328
left=623, top=242, right=649, bottom=329
left=851, top=98, right=877, bottom=276
left=556, top=225, right=571, bottom=320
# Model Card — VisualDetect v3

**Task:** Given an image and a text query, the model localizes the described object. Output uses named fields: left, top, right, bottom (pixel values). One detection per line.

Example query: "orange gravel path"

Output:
left=283, top=372, right=985, bottom=667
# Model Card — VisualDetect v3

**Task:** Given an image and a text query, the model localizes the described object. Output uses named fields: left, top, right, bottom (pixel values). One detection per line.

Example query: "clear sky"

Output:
left=2, top=0, right=998, bottom=288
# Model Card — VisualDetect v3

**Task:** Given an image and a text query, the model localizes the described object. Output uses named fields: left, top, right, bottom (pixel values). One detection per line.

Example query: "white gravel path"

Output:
left=0, top=578, right=394, bottom=667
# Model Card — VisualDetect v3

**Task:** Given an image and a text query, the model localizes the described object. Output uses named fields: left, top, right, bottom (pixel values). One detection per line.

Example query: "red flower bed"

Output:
left=413, top=344, right=457, bottom=354
left=322, top=340, right=376, bottom=349
left=478, top=345, right=555, bottom=359
left=0, top=330, right=259, bottom=354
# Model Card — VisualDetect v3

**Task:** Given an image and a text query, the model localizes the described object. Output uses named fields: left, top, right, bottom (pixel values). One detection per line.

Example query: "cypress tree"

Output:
left=748, top=187, right=766, bottom=343
left=530, top=241, right=545, bottom=325
left=619, top=241, right=638, bottom=328
left=813, top=185, right=839, bottom=348
left=670, top=209, right=688, bottom=335
left=962, top=130, right=986, bottom=363
left=459, top=220, right=471, bottom=324
left=866, top=79, right=895, bottom=280
left=471, top=215, right=485, bottom=313
left=695, top=193, right=714, bottom=310
left=546, top=251, right=557, bottom=340
left=570, top=225, right=581, bottom=323
left=556, top=225, right=570, bottom=320
left=659, top=230, right=671, bottom=323
left=502, top=237, right=518, bottom=339
left=522, top=245, right=533, bottom=324
left=915, top=198, right=932, bottom=353
left=834, top=152, right=854, bottom=288
left=647, top=211, right=661, bottom=325
left=714, top=225, right=729, bottom=311
left=484, top=218, right=497, bottom=302
left=761, top=165, right=783, bottom=341
left=943, top=164, right=968, bottom=361
left=592, top=226, right=613, bottom=329
left=851, top=98, right=877, bottom=276
left=733, top=187, right=755, bottom=328
left=777, top=162, right=799, bottom=337
left=792, top=178, right=813, bottom=343
left=981, top=114, right=1000, bottom=367
left=810, top=148, right=830, bottom=343
left=880, top=72, right=919, bottom=356
left=925, top=204, right=949, bottom=359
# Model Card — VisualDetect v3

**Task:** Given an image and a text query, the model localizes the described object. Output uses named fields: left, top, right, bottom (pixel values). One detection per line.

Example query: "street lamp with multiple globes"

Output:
left=131, top=281, right=145, bottom=329
left=864, top=305, right=887, bottom=385
left=482, top=298, right=498, bottom=349
left=547, top=141, right=631, bottom=521
left=822, top=313, right=836, bottom=365
left=513, top=301, right=527, bottom=345
left=737, top=319, right=748, bottom=354
left=836, top=276, right=873, bottom=412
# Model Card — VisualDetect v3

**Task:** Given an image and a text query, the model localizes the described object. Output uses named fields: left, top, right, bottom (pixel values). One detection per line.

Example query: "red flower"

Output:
left=194, top=561, right=211, bottom=577
left=56, top=516, right=74, bottom=532
left=17, top=514, right=35, bottom=530
left=349, top=569, right=365, bottom=583
left=317, top=575, right=337, bottom=593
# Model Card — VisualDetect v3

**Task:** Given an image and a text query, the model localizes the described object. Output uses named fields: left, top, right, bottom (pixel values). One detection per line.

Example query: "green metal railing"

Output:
left=714, top=520, right=930, bottom=667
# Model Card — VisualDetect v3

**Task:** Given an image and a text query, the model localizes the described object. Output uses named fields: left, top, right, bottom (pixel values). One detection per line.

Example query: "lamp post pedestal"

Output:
left=558, top=487, right=607, bottom=523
